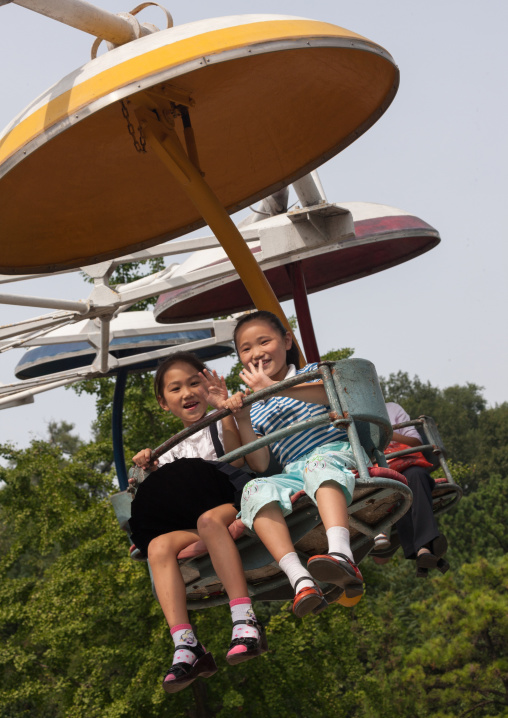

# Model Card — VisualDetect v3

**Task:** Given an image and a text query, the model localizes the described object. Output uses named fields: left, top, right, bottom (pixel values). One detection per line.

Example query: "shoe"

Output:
left=292, top=577, right=328, bottom=618
left=162, top=642, right=217, bottom=694
left=374, top=533, right=391, bottom=550
left=416, top=534, right=449, bottom=575
left=226, top=619, right=268, bottom=666
left=307, top=553, right=364, bottom=599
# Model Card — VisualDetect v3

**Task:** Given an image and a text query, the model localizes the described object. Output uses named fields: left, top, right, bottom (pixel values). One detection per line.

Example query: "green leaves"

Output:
left=1, top=362, right=507, bottom=716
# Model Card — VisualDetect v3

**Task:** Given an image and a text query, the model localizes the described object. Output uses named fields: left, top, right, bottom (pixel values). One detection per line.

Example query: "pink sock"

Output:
left=165, top=624, right=198, bottom=681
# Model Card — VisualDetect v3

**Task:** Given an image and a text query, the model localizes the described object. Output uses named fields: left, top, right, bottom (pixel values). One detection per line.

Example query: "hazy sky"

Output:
left=1, top=0, right=507, bottom=449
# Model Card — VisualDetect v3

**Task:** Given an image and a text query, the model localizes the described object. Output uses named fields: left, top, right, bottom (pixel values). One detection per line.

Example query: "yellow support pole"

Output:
left=135, top=105, right=306, bottom=366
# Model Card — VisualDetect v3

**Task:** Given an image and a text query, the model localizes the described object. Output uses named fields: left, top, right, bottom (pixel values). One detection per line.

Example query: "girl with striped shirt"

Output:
left=226, top=311, right=367, bottom=616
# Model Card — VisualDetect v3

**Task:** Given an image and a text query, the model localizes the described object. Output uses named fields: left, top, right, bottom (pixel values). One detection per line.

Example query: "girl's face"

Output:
left=236, top=320, right=292, bottom=382
left=157, top=361, right=207, bottom=427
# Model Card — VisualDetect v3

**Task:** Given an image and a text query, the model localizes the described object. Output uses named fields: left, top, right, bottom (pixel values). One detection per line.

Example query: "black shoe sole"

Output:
left=162, top=652, right=217, bottom=694
left=307, top=557, right=364, bottom=598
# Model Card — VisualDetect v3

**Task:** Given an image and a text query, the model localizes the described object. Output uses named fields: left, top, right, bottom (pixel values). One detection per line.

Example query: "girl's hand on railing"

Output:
left=240, top=360, right=276, bottom=393
left=132, top=448, right=158, bottom=471
left=225, top=390, right=251, bottom=417
left=199, top=369, right=229, bottom=410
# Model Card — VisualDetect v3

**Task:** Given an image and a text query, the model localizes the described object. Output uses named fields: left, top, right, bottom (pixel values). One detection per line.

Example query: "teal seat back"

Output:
left=330, top=358, right=392, bottom=458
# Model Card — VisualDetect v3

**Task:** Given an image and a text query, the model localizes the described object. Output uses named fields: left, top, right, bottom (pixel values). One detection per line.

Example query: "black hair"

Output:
left=233, top=310, right=301, bottom=369
left=154, top=351, right=207, bottom=400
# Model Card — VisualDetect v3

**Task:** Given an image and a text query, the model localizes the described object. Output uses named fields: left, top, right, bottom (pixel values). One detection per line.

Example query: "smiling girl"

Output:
left=129, top=351, right=266, bottom=695
left=226, top=311, right=367, bottom=616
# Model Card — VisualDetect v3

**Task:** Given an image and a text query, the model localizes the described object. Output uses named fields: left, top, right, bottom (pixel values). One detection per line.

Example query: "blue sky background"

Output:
left=1, top=0, right=506, bottom=448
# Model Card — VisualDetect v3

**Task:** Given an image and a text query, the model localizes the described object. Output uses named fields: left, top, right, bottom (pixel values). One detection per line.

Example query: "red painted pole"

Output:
left=287, top=261, right=320, bottom=363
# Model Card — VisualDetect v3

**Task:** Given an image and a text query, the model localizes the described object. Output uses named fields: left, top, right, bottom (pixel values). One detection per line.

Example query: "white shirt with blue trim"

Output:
left=250, top=363, right=349, bottom=467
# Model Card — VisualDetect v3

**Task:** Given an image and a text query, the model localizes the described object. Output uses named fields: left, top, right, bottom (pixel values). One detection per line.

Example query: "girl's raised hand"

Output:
left=199, top=369, right=228, bottom=409
left=240, top=360, right=276, bottom=393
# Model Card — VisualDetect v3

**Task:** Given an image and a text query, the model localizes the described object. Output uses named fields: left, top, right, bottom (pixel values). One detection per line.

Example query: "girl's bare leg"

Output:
left=252, top=501, right=296, bottom=562
left=147, top=529, right=199, bottom=627
left=315, top=481, right=349, bottom=530
left=197, top=504, right=247, bottom=599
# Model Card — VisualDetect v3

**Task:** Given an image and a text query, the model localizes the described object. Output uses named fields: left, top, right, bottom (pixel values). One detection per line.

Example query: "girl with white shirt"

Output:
left=129, top=352, right=267, bottom=695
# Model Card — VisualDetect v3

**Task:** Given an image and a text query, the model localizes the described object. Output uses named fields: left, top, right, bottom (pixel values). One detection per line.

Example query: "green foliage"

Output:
left=47, top=421, right=84, bottom=457
left=320, top=348, right=355, bottom=362
left=387, top=556, right=508, bottom=718
left=1, top=362, right=507, bottom=716
left=440, top=473, right=508, bottom=562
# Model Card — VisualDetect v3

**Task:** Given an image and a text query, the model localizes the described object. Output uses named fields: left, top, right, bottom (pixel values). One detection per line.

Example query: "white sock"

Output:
left=230, top=598, right=259, bottom=642
left=279, top=551, right=314, bottom=592
left=326, top=527, right=354, bottom=562
left=170, top=624, right=198, bottom=666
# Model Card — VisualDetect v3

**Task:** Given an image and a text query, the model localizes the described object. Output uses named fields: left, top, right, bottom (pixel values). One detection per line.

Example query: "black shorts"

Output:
left=129, top=457, right=250, bottom=557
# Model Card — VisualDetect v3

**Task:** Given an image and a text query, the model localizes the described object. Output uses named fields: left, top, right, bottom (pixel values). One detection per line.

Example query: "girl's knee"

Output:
left=196, top=510, right=217, bottom=534
left=147, top=534, right=181, bottom=563
left=197, top=506, right=234, bottom=534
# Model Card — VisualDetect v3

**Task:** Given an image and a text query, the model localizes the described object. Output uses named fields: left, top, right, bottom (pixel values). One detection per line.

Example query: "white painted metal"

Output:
left=0, top=377, right=76, bottom=406
left=293, top=171, right=328, bottom=208
left=12, top=0, right=151, bottom=44
left=0, top=291, right=88, bottom=313
left=0, top=314, right=232, bottom=348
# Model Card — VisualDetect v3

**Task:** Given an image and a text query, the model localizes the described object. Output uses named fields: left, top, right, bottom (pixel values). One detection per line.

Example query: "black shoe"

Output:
left=162, top=642, right=217, bottom=694
left=226, top=619, right=268, bottom=666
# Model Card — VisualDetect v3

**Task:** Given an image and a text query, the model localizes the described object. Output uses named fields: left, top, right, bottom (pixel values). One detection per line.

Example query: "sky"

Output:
left=0, top=0, right=507, bottom=449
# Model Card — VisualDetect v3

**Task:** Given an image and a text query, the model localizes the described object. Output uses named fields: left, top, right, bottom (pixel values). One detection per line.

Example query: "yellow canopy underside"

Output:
left=0, top=19, right=398, bottom=273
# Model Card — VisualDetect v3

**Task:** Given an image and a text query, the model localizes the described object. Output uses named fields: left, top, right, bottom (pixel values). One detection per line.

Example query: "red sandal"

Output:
left=307, top=553, right=364, bottom=599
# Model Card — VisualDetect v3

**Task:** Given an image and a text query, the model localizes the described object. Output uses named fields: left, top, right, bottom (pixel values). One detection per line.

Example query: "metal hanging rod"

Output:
left=11, top=0, right=154, bottom=44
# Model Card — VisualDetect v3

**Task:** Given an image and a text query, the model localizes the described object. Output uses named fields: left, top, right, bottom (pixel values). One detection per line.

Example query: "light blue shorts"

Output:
left=240, top=441, right=366, bottom=531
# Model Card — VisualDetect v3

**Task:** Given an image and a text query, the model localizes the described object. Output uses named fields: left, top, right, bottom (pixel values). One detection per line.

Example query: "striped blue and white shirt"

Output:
left=250, top=363, right=348, bottom=467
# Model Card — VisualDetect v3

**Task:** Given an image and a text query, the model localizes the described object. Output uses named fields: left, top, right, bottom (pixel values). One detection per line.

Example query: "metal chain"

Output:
left=120, top=100, right=147, bottom=153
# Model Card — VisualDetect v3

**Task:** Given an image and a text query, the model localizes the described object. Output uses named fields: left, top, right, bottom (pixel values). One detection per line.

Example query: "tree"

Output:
left=386, top=556, right=508, bottom=718
left=47, top=420, right=84, bottom=457
left=380, top=372, right=486, bottom=464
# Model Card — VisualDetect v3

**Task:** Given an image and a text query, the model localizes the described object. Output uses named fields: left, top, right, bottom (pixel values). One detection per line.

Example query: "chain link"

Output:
left=120, top=100, right=147, bottom=153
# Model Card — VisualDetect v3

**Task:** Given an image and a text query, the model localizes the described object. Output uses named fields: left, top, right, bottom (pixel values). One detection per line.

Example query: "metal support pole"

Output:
left=0, top=291, right=88, bottom=313
left=287, top=261, right=320, bottom=363
left=134, top=104, right=306, bottom=366
left=292, top=171, right=327, bottom=207
left=12, top=0, right=151, bottom=44
left=112, top=368, right=128, bottom=491
left=99, top=316, right=111, bottom=373
left=0, top=377, right=76, bottom=407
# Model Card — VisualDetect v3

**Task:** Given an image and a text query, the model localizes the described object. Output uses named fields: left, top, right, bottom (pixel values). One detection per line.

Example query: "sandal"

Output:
left=226, top=619, right=269, bottom=666
left=292, top=577, right=328, bottom=618
left=162, top=642, right=217, bottom=694
left=307, top=553, right=364, bottom=599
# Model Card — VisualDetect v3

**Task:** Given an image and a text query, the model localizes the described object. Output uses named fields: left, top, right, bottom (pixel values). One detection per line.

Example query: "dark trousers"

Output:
left=396, top=465, right=439, bottom=559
